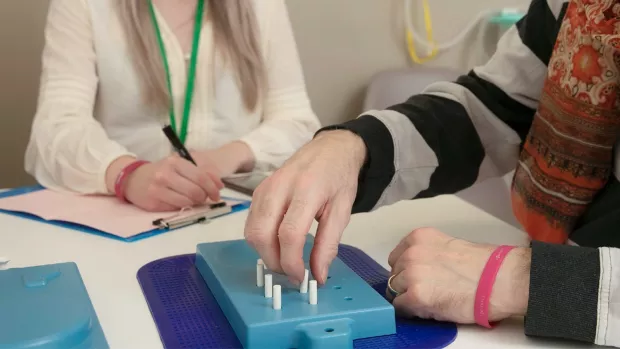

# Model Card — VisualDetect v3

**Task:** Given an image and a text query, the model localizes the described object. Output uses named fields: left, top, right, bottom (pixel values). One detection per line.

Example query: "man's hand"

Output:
left=244, top=130, right=367, bottom=284
left=387, top=228, right=531, bottom=323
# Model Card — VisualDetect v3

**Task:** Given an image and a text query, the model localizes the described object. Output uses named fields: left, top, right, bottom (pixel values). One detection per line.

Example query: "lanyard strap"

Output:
left=148, top=0, right=205, bottom=145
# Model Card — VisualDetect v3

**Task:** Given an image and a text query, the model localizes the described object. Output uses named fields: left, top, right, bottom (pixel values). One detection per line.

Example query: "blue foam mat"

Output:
left=137, top=244, right=457, bottom=349
left=0, top=185, right=250, bottom=242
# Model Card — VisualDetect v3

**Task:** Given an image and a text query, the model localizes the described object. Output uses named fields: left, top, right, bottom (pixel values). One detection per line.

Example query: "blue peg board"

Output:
left=137, top=242, right=457, bottom=348
left=195, top=237, right=397, bottom=348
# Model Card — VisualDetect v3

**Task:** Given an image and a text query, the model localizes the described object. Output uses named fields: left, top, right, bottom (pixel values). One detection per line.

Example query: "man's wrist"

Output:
left=315, top=130, right=367, bottom=172
left=490, top=247, right=531, bottom=320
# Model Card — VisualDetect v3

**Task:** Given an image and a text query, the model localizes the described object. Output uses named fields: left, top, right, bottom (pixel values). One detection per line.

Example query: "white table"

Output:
left=0, top=183, right=593, bottom=349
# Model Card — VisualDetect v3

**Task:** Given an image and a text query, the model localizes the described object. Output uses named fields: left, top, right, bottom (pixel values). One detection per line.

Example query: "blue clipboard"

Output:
left=0, top=185, right=251, bottom=243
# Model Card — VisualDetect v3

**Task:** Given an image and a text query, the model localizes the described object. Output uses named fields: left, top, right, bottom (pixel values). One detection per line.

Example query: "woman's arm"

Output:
left=238, top=0, right=321, bottom=171
left=24, top=0, right=135, bottom=194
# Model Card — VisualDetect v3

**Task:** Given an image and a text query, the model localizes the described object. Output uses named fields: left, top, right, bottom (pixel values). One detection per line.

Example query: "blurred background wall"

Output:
left=0, top=0, right=528, bottom=188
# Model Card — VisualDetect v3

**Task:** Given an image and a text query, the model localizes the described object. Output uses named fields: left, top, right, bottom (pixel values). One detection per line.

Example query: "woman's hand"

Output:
left=387, top=228, right=531, bottom=323
left=123, top=156, right=224, bottom=212
left=192, top=141, right=256, bottom=178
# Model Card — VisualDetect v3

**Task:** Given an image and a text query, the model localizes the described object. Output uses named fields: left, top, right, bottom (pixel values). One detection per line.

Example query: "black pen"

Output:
left=162, top=125, right=197, bottom=165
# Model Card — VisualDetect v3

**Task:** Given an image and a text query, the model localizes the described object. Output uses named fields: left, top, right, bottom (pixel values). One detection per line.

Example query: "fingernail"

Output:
left=320, top=265, right=328, bottom=284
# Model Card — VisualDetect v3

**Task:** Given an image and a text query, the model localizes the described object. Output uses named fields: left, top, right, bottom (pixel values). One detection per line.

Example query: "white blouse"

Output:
left=25, top=0, right=320, bottom=194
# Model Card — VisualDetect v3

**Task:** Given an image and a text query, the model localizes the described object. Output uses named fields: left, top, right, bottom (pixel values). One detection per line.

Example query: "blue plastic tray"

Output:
left=0, top=262, right=108, bottom=349
left=137, top=243, right=457, bottom=348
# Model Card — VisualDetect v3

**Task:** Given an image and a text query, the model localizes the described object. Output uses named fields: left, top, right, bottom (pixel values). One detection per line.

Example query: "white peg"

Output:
left=257, top=261, right=264, bottom=287
left=264, top=274, right=273, bottom=298
left=273, top=285, right=281, bottom=310
left=309, top=280, right=318, bottom=305
left=300, top=269, right=309, bottom=293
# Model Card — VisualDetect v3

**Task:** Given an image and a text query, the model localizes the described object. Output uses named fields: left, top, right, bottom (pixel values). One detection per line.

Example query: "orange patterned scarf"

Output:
left=511, top=0, right=620, bottom=243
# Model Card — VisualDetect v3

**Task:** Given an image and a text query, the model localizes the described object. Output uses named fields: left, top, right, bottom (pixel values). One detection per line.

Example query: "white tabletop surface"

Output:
left=0, top=178, right=593, bottom=349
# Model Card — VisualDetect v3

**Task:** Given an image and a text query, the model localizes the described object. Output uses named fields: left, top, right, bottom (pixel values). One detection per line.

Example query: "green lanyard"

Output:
left=148, top=0, right=205, bottom=144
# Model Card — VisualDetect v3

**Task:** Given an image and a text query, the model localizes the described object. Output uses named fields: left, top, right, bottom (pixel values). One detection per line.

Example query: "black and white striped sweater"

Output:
left=321, top=0, right=619, bottom=346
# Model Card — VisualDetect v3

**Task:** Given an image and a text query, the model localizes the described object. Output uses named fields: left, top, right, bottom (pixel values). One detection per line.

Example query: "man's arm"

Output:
left=320, top=0, right=569, bottom=213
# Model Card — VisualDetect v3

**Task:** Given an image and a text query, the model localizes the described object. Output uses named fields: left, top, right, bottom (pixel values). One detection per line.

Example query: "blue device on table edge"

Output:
left=0, top=262, right=108, bottom=349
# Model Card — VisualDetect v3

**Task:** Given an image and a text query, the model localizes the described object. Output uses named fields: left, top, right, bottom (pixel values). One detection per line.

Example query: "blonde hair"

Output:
left=117, top=0, right=265, bottom=112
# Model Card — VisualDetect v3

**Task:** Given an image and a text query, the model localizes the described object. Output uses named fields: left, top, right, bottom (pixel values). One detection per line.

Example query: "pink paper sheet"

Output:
left=0, top=189, right=236, bottom=238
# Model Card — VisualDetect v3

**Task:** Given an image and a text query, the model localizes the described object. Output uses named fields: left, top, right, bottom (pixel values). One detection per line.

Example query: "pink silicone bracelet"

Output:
left=474, top=245, right=515, bottom=328
left=114, top=160, right=149, bottom=202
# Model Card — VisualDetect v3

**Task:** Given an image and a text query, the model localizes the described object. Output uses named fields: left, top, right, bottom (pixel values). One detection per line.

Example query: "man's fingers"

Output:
left=390, top=255, right=409, bottom=278
left=244, top=181, right=287, bottom=274
left=278, top=194, right=322, bottom=284
left=390, top=245, right=427, bottom=277
left=388, top=238, right=411, bottom=269
left=388, top=228, right=443, bottom=268
left=390, top=270, right=434, bottom=320
left=310, top=194, right=352, bottom=284
left=392, top=290, right=433, bottom=320
left=388, top=270, right=409, bottom=296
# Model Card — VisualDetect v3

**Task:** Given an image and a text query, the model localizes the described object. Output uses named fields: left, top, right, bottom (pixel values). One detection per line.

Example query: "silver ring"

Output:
left=387, top=275, right=400, bottom=299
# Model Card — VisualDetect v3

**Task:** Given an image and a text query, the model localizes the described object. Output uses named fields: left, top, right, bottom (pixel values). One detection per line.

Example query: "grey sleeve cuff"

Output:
left=525, top=241, right=600, bottom=343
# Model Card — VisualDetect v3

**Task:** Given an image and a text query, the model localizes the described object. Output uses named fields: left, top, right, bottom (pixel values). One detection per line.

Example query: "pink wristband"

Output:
left=114, top=160, right=149, bottom=202
left=474, top=245, right=515, bottom=328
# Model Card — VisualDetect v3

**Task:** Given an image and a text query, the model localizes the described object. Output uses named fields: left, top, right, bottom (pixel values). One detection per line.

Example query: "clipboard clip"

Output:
left=152, top=202, right=232, bottom=230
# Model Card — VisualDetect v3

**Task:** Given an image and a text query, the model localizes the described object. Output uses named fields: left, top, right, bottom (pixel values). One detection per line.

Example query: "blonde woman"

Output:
left=25, top=0, right=320, bottom=212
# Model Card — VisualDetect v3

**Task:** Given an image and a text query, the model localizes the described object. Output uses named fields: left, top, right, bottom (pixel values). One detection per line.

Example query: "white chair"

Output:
left=363, top=67, right=460, bottom=111
left=363, top=67, right=520, bottom=227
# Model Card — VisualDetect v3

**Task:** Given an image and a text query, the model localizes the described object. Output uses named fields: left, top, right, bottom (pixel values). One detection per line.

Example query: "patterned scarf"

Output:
left=511, top=0, right=620, bottom=243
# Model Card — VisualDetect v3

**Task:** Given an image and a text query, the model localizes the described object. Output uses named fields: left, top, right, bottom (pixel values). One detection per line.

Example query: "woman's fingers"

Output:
left=156, top=186, right=195, bottom=209
left=172, top=158, right=220, bottom=201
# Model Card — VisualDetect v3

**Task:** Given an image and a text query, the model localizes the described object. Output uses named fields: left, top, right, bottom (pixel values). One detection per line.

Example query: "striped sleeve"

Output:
left=319, top=0, right=567, bottom=212
left=316, top=0, right=620, bottom=346
left=317, top=0, right=620, bottom=346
